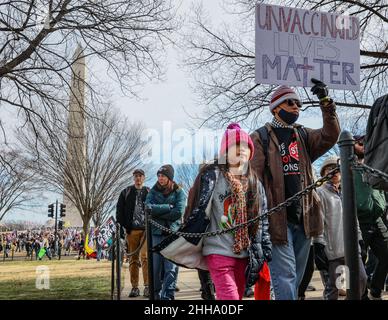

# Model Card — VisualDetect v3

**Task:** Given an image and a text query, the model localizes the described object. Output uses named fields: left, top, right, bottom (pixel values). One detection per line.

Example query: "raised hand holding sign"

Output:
left=311, top=78, right=330, bottom=104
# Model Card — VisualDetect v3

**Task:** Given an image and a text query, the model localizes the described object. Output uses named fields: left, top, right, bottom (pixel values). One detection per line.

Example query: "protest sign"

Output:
left=95, top=217, right=116, bottom=247
left=255, top=3, right=360, bottom=90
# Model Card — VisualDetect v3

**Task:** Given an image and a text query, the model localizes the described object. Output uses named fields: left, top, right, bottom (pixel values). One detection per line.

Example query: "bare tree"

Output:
left=0, top=150, right=40, bottom=222
left=18, top=103, right=149, bottom=235
left=0, top=0, right=176, bottom=146
left=91, top=202, right=114, bottom=229
left=175, top=163, right=200, bottom=196
left=180, top=0, right=387, bottom=129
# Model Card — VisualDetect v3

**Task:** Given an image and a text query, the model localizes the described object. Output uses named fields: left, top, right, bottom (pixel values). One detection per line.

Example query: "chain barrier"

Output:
left=148, top=166, right=340, bottom=239
left=112, top=225, right=146, bottom=259
left=352, top=161, right=388, bottom=184
left=126, top=231, right=146, bottom=258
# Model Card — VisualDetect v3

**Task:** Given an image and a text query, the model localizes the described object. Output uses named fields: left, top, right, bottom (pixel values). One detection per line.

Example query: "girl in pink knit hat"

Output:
left=218, top=123, right=254, bottom=167
left=201, top=123, right=271, bottom=300
left=155, top=123, right=272, bottom=300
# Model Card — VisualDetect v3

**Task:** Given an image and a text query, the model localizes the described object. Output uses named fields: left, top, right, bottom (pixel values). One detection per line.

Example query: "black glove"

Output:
left=311, top=78, right=329, bottom=102
left=313, top=242, right=329, bottom=271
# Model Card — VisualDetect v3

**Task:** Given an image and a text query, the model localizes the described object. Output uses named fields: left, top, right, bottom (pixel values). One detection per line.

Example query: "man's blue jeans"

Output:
left=96, top=246, right=102, bottom=261
left=269, top=223, right=312, bottom=300
left=152, top=234, right=178, bottom=300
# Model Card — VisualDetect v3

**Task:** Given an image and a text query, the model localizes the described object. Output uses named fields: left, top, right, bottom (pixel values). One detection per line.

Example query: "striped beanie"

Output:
left=269, top=85, right=300, bottom=113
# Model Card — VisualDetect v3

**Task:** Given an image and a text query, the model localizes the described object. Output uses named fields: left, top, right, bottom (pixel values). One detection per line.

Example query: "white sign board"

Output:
left=255, top=4, right=360, bottom=90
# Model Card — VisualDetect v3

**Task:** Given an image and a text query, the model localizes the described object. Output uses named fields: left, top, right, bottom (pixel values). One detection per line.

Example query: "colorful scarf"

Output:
left=223, top=170, right=250, bottom=254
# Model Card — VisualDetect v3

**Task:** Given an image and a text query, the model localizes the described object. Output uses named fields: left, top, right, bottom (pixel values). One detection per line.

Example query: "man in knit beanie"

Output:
left=250, top=78, right=341, bottom=300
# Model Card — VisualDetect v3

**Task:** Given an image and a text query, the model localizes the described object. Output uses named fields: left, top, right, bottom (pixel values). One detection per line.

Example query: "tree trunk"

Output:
left=82, top=218, right=90, bottom=238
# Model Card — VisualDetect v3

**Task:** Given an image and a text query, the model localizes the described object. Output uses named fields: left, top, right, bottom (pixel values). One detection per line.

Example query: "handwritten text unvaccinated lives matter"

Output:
left=255, top=4, right=360, bottom=90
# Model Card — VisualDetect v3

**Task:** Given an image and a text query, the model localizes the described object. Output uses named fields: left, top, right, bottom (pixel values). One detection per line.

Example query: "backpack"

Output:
left=364, top=94, right=388, bottom=191
left=256, top=125, right=309, bottom=180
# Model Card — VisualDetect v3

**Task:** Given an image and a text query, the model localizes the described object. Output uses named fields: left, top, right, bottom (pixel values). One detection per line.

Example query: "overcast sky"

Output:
left=3, top=0, right=327, bottom=223
left=105, top=0, right=324, bottom=164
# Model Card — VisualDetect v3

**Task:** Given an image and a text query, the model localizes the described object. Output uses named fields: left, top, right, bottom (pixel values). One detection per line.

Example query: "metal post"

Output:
left=110, top=232, right=115, bottom=300
left=116, top=223, right=121, bottom=300
left=54, top=199, right=58, bottom=257
left=338, top=130, right=360, bottom=300
left=145, top=208, right=154, bottom=300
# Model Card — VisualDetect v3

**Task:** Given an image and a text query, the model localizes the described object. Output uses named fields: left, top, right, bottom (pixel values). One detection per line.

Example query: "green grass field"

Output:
left=0, top=259, right=116, bottom=300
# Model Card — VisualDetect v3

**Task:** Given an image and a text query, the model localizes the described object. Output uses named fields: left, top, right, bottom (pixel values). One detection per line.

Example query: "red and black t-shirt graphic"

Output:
left=279, top=132, right=300, bottom=177
left=273, top=128, right=303, bottom=225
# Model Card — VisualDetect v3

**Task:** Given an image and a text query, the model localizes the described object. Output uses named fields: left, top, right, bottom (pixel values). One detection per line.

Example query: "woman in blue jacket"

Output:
left=145, top=164, right=186, bottom=300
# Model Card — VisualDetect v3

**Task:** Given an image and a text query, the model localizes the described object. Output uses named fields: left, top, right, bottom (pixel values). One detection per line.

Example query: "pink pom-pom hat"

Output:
left=219, top=123, right=254, bottom=160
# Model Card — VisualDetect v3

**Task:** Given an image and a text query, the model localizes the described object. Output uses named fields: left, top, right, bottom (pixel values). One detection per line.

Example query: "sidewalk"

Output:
left=121, top=265, right=388, bottom=300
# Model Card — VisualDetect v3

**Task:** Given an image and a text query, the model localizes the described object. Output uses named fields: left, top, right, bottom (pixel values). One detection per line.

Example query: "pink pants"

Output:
left=206, top=254, right=248, bottom=300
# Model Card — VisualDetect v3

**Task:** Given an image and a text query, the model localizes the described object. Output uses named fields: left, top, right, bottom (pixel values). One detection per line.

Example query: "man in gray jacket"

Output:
left=315, top=156, right=367, bottom=300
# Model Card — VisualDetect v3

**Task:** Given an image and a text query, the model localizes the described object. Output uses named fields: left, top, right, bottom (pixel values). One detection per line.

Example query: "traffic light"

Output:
left=48, top=204, right=54, bottom=218
left=60, top=203, right=66, bottom=217
left=58, top=221, right=64, bottom=230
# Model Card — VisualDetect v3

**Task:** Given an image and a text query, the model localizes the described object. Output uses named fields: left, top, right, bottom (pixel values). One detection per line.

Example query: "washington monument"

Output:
left=63, top=45, right=86, bottom=228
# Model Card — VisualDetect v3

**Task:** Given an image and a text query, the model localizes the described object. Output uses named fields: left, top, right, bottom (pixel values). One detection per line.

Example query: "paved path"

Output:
left=120, top=264, right=388, bottom=300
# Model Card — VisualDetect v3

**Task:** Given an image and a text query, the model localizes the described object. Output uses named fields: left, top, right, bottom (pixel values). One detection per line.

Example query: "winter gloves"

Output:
left=311, top=78, right=330, bottom=104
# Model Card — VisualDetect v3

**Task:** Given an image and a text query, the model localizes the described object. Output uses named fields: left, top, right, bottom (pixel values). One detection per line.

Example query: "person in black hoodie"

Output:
left=116, top=169, right=150, bottom=298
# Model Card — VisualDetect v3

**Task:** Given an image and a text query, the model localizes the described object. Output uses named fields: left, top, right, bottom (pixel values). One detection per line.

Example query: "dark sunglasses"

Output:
left=285, top=99, right=302, bottom=108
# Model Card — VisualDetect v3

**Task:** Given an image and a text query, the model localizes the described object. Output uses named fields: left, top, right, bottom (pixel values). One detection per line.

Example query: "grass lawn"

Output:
left=0, top=259, right=117, bottom=300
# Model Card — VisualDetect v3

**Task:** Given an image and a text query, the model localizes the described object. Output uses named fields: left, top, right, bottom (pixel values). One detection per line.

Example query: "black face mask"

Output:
left=278, top=109, right=299, bottom=125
